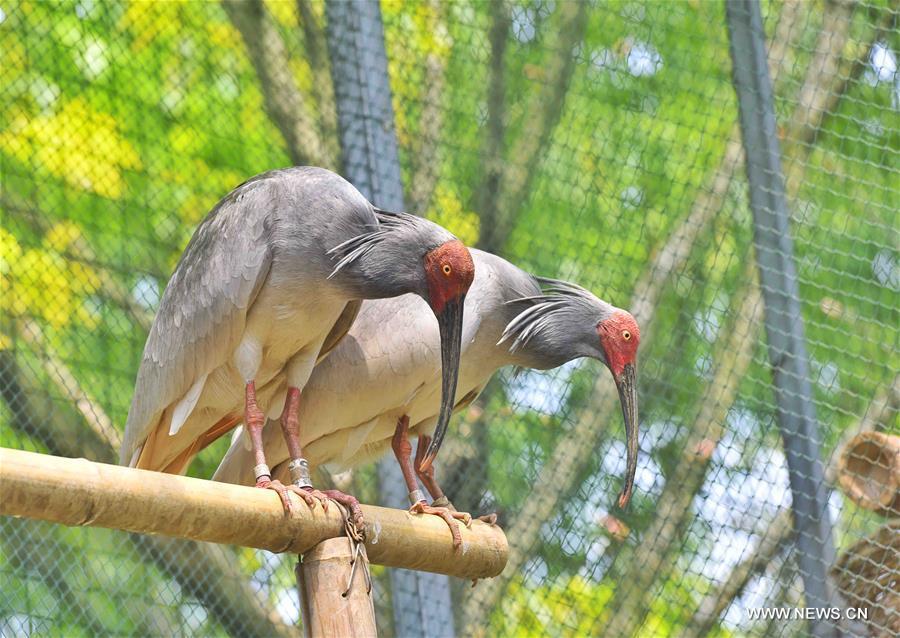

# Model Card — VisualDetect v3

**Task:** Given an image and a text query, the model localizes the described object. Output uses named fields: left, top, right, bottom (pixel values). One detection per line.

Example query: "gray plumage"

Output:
left=329, top=210, right=441, bottom=277
left=500, top=277, right=616, bottom=370
left=121, top=166, right=461, bottom=473
left=213, top=249, right=624, bottom=486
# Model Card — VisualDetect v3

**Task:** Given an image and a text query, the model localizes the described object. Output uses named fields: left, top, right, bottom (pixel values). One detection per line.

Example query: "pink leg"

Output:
left=414, top=434, right=445, bottom=502
left=278, top=387, right=364, bottom=529
left=246, top=381, right=297, bottom=515
left=415, top=435, right=498, bottom=527
left=392, top=417, right=472, bottom=549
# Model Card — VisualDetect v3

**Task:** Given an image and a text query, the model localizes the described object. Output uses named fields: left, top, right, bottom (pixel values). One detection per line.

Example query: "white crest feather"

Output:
left=499, top=277, right=607, bottom=353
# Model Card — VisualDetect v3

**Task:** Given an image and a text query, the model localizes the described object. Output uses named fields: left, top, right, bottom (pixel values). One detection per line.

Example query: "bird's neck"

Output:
left=335, top=256, right=424, bottom=302
left=514, top=339, right=581, bottom=371
left=498, top=301, right=596, bottom=370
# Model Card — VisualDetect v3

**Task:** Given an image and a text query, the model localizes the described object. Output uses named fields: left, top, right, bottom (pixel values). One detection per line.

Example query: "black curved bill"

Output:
left=418, top=295, right=465, bottom=471
left=615, top=363, right=639, bottom=508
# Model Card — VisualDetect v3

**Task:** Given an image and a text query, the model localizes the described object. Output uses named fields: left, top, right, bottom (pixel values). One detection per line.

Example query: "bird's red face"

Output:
left=422, top=240, right=475, bottom=314
left=418, top=240, right=475, bottom=471
left=597, top=310, right=640, bottom=380
left=598, top=310, right=640, bottom=508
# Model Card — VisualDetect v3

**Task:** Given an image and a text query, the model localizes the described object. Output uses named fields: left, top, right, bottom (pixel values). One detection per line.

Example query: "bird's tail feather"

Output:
left=135, top=413, right=241, bottom=476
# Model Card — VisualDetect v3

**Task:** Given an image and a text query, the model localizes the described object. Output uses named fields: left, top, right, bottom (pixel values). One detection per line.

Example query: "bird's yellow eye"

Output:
left=442, top=264, right=452, bottom=276
left=622, top=330, right=631, bottom=341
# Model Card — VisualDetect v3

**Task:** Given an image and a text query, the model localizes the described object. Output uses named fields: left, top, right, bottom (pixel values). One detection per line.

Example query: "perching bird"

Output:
left=213, top=249, right=639, bottom=545
left=121, top=167, right=474, bottom=524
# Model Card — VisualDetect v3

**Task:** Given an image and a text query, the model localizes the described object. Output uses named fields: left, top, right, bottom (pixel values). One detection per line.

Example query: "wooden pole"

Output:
left=837, top=431, right=900, bottom=517
left=297, top=538, right=377, bottom=638
left=0, top=448, right=508, bottom=580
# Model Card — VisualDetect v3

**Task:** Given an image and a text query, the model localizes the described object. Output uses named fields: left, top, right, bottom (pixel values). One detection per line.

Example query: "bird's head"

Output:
left=417, top=238, right=474, bottom=471
left=422, top=239, right=475, bottom=314
left=597, top=310, right=640, bottom=386
left=328, top=209, right=474, bottom=472
left=499, top=278, right=641, bottom=508
left=596, top=310, right=640, bottom=508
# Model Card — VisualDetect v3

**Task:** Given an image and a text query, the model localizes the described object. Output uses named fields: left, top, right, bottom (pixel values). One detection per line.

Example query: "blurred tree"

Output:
left=1, top=0, right=897, bottom=635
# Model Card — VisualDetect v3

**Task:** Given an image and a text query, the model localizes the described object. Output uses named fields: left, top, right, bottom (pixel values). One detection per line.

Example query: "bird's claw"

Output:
left=409, top=501, right=473, bottom=549
left=477, top=512, right=498, bottom=526
left=295, top=487, right=331, bottom=513
left=255, top=478, right=297, bottom=516
left=296, top=488, right=365, bottom=531
left=325, top=490, right=365, bottom=531
left=254, top=479, right=340, bottom=518
left=432, top=496, right=497, bottom=527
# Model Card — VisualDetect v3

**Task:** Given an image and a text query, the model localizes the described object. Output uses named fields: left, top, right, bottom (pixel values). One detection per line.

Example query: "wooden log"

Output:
left=0, top=448, right=507, bottom=580
left=837, top=431, right=900, bottom=517
left=832, top=521, right=900, bottom=637
left=297, top=537, right=377, bottom=638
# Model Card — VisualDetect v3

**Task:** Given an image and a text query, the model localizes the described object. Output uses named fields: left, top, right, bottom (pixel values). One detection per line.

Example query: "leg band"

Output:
left=431, top=496, right=451, bottom=508
left=289, top=458, right=313, bottom=489
left=253, top=463, right=271, bottom=481
left=408, top=489, right=426, bottom=506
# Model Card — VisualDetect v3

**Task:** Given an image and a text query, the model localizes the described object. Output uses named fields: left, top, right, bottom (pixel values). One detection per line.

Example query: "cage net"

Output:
left=1, top=0, right=898, bottom=637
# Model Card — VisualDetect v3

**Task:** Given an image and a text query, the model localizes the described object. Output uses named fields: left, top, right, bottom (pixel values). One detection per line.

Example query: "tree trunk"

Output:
left=470, top=0, right=511, bottom=254
left=222, top=0, right=334, bottom=169
left=474, top=0, right=587, bottom=254
left=595, top=4, right=879, bottom=630
left=407, top=0, right=450, bottom=215
left=296, top=0, right=341, bottom=165
left=459, top=3, right=810, bottom=629
left=450, top=0, right=588, bottom=526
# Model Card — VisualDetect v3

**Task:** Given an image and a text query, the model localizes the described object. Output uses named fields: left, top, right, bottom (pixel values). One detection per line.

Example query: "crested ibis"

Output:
left=213, top=249, right=640, bottom=545
left=121, top=167, right=474, bottom=525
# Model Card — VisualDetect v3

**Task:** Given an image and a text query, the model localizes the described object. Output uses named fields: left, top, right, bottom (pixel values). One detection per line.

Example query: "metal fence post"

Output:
left=324, top=3, right=455, bottom=637
left=725, top=2, right=839, bottom=637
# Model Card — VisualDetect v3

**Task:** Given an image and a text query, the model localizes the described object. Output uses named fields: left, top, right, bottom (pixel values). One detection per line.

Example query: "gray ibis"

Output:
left=212, top=249, right=640, bottom=545
left=120, top=167, right=474, bottom=526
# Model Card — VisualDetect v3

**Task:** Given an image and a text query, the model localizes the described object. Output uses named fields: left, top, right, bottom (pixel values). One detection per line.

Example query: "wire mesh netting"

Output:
left=1, top=0, right=898, bottom=637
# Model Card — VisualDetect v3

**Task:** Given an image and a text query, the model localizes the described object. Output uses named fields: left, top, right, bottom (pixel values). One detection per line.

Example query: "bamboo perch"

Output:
left=0, top=448, right=508, bottom=580
left=298, top=538, right=377, bottom=638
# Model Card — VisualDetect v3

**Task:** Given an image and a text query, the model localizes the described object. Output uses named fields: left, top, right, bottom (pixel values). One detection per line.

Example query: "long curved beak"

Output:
left=418, top=295, right=465, bottom=471
left=615, top=363, right=639, bottom=508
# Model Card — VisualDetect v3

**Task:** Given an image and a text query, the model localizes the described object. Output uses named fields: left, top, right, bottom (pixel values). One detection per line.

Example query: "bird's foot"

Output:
left=476, top=512, right=499, bottom=526
left=409, top=501, right=472, bottom=550
left=296, top=487, right=366, bottom=531
left=254, top=477, right=307, bottom=515
left=431, top=496, right=498, bottom=527
left=253, top=479, right=363, bottom=529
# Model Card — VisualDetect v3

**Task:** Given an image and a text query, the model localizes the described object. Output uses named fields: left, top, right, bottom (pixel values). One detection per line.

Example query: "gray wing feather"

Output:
left=211, top=294, right=438, bottom=484
left=121, top=179, right=275, bottom=464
